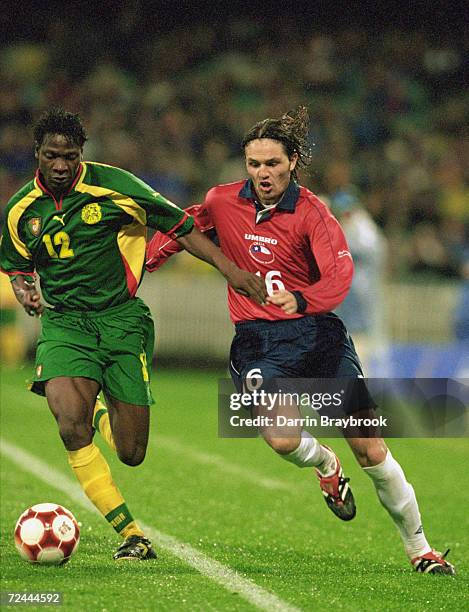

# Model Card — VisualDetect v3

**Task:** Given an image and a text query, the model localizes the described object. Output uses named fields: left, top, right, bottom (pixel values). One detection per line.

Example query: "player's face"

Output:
left=245, top=139, right=298, bottom=207
left=35, top=134, right=83, bottom=195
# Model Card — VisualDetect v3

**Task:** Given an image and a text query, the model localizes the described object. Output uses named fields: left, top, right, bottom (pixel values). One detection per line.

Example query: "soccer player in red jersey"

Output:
left=145, top=107, right=454, bottom=574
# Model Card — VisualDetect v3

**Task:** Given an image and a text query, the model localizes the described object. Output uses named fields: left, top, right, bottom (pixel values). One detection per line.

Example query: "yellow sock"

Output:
left=67, top=443, right=143, bottom=538
left=93, top=399, right=116, bottom=451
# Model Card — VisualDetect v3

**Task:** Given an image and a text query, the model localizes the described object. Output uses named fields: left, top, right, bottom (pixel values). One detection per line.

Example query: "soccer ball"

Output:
left=14, top=503, right=80, bottom=565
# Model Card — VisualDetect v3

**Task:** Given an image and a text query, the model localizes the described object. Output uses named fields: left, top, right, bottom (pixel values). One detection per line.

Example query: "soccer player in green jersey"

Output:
left=0, top=108, right=266, bottom=560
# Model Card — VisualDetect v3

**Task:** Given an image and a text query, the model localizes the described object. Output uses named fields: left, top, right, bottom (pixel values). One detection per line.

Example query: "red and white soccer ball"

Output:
left=14, top=503, right=80, bottom=565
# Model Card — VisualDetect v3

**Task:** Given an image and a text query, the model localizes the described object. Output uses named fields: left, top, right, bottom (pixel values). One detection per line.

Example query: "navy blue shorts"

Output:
left=229, top=314, right=376, bottom=415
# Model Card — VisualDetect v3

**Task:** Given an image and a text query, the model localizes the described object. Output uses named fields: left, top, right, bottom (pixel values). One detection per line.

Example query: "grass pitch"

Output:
left=1, top=365, right=467, bottom=611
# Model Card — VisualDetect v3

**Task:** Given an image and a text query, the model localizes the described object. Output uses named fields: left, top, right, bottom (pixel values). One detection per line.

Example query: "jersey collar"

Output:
left=34, top=162, right=86, bottom=211
left=35, top=162, right=86, bottom=197
left=238, top=179, right=300, bottom=212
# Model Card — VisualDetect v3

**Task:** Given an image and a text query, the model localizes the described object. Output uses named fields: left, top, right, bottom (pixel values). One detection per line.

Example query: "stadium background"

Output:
left=1, top=1, right=468, bottom=377
left=1, top=3, right=468, bottom=609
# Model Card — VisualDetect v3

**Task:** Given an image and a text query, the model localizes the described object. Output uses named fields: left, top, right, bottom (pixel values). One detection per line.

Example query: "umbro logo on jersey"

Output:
left=244, top=233, right=278, bottom=245
left=249, top=242, right=275, bottom=264
left=338, top=250, right=352, bottom=259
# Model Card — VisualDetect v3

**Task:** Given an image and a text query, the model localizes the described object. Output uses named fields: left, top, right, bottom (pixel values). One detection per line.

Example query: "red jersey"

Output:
left=146, top=180, right=353, bottom=323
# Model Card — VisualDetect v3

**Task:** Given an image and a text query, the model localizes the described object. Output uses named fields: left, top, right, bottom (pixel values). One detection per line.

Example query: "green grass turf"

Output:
left=1, top=364, right=468, bottom=611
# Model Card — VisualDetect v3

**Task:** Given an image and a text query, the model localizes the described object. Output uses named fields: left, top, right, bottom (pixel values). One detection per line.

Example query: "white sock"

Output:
left=281, top=431, right=336, bottom=475
left=363, top=450, right=431, bottom=559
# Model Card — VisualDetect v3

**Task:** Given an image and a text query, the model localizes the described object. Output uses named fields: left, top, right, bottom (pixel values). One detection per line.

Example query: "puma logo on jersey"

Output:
left=52, top=214, right=66, bottom=226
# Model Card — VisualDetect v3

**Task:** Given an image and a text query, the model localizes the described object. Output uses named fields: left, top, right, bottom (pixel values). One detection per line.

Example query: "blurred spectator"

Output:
left=435, top=155, right=469, bottom=224
left=0, top=20, right=467, bottom=281
left=454, top=255, right=469, bottom=342
left=0, top=273, right=26, bottom=364
left=325, top=162, right=389, bottom=373
left=408, top=222, right=455, bottom=278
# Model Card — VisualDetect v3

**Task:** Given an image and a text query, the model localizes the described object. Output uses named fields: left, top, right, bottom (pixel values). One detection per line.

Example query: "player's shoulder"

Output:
left=83, top=161, right=150, bottom=192
left=4, top=179, right=38, bottom=215
left=83, top=161, right=137, bottom=184
left=298, top=185, right=333, bottom=219
left=206, top=180, right=246, bottom=201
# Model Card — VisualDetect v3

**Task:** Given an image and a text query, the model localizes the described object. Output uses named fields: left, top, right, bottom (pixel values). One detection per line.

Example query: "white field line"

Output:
left=0, top=438, right=300, bottom=612
left=153, top=434, right=295, bottom=492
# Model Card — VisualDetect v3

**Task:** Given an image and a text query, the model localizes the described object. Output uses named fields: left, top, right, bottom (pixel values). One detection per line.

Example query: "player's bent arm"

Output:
left=146, top=204, right=212, bottom=272
left=292, top=207, right=354, bottom=314
left=145, top=233, right=184, bottom=272
left=9, top=274, right=44, bottom=317
left=0, top=216, right=43, bottom=316
left=176, top=227, right=267, bottom=305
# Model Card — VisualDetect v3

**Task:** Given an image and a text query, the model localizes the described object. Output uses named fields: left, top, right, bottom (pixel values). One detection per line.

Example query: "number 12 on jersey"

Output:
left=256, top=270, right=285, bottom=295
left=42, top=232, right=74, bottom=259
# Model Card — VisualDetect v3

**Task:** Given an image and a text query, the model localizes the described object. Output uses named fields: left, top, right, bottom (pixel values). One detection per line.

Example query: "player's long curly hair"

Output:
left=34, top=108, right=88, bottom=147
left=241, top=106, right=312, bottom=181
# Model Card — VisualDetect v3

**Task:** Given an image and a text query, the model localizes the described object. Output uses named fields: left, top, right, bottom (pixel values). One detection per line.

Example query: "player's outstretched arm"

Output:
left=10, top=275, right=44, bottom=317
left=176, top=227, right=267, bottom=305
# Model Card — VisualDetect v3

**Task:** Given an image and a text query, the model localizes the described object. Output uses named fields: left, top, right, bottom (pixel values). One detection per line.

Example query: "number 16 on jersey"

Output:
left=256, top=270, right=285, bottom=295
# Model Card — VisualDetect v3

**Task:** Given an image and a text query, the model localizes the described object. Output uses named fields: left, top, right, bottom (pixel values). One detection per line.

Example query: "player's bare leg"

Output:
left=93, top=396, right=149, bottom=467
left=45, top=376, right=98, bottom=450
left=104, top=395, right=149, bottom=467
left=257, top=398, right=356, bottom=520
left=45, top=377, right=155, bottom=560
left=345, top=431, right=455, bottom=574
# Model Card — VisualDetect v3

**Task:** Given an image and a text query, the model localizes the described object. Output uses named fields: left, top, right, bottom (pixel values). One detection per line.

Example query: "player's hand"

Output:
left=22, top=289, right=44, bottom=317
left=225, top=269, right=267, bottom=305
left=175, top=227, right=267, bottom=304
left=12, top=278, right=44, bottom=317
left=266, top=290, right=298, bottom=314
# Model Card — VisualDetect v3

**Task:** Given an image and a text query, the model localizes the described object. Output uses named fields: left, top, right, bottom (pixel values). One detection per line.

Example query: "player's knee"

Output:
left=117, top=446, right=146, bottom=467
left=265, top=436, right=300, bottom=455
left=58, top=421, right=93, bottom=450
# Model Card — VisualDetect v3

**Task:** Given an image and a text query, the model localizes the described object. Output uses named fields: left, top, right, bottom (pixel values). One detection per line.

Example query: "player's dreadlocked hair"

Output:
left=34, top=107, right=88, bottom=147
left=241, top=106, right=312, bottom=181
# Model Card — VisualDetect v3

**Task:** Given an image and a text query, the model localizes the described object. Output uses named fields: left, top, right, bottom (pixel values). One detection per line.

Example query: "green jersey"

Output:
left=0, top=162, right=194, bottom=311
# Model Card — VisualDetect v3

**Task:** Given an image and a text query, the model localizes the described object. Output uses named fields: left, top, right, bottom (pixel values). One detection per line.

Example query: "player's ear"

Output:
left=34, top=144, right=39, bottom=160
left=289, top=153, right=299, bottom=172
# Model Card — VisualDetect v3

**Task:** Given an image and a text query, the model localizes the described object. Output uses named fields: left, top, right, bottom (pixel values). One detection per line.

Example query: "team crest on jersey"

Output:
left=81, top=203, right=102, bottom=224
left=249, top=242, right=275, bottom=264
left=29, top=217, right=42, bottom=236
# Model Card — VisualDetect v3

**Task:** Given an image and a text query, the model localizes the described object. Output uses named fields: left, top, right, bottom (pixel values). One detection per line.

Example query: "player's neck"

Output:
left=257, top=190, right=288, bottom=210
left=48, top=185, right=68, bottom=200
left=257, top=200, right=278, bottom=210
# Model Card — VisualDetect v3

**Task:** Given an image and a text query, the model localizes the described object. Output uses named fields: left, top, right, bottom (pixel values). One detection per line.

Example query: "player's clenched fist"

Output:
left=11, top=276, right=45, bottom=317
left=266, top=290, right=298, bottom=314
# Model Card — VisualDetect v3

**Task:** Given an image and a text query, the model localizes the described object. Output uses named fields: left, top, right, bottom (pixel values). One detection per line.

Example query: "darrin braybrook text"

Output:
left=229, top=415, right=388, bottom=428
